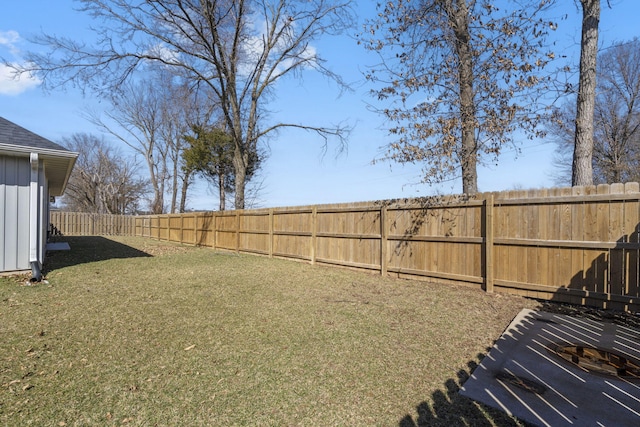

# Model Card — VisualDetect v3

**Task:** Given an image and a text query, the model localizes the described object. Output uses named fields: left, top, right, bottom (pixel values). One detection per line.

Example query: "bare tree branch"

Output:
left=12, top=0, right=355, bottom=209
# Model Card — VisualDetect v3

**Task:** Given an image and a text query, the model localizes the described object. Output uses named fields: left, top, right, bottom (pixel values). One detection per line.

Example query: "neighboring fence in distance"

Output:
left=51, top=183, right=640, bottom=312
left=50, top=211, right=136, bottom=236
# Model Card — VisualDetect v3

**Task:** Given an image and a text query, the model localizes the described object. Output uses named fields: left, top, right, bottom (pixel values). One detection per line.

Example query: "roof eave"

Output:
left=0, top=142, right=78, bottom=159
left=47, top=155, right=78, bottom=197
left=0, top=143, right=79, bottom=196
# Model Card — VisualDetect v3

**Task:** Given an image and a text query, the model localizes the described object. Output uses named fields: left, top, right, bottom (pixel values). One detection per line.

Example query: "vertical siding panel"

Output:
left=1, top=157, right=30, bottom=271
left=0, top=157, right=5, bottom=271
left=4, top=157, right=18, bottom=270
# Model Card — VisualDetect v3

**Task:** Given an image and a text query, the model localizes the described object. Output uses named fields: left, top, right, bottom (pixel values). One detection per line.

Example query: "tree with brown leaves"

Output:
left=360, top=0, right=557, bottom=194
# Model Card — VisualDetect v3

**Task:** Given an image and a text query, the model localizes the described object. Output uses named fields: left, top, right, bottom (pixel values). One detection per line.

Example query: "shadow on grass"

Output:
left=45, top=236, right=151, bottom=273
left=399, top=354, right=534, bottom=427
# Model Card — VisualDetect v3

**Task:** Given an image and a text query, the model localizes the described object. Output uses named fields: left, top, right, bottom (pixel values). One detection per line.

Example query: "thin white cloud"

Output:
left=0, top=30, right=39, bottom=95
left=0, top=63, right=40, bottom=95
left=146, top=43, right=181, bottom=64
left=241, top=18, right=318, bottom=77
left=0, top=30, right=21, bottom=55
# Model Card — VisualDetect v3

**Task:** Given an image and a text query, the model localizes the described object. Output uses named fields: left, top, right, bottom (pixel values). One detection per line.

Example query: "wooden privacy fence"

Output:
left=51, top=183, right=640, bottom=311
left=50, top=211, right=136, bottom=236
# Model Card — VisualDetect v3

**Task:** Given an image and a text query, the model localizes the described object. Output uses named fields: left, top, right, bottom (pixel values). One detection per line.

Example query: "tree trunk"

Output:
left=572, top=0, right=600, bottom=186
left=146, top=156, right=164, bottom=214
left=233, top=148, right=247, bottom=210
left=219, top=173, right=226, bottom=211
left=449, top=0, right=478, bottom=194
left=179, top=173, right=190, bottom=213
left=170, top=157, right=179, bottom=213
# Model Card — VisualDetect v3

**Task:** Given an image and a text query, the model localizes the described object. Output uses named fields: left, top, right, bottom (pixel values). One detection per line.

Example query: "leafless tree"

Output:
left=548, top=100, right=575, bottom=185
left=15, top=0, right=354, bottom=209
left=592, top=39, right=640, bottom=183
left=155, top=71, right=220, bottom=213
left=60, top=133, right=148, bottom=214
left=551, top=38, right=640, bottom=185
left=88, top=68, right=218, bottom=214
left=88, top=77, right=168, bottom=213
left=360, top=0, right=557, bottom=194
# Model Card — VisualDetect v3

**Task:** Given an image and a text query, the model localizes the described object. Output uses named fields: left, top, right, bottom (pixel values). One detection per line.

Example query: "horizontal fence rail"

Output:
left=50, top=183, right=640, bottom=312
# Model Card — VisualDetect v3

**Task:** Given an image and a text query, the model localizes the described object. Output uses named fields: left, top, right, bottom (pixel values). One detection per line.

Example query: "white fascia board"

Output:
left=0, top=143, right=78, bottom=159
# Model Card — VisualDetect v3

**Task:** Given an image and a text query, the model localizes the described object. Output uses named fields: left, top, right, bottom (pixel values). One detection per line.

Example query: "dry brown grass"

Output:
left=0, top=236, right=541, bottom=426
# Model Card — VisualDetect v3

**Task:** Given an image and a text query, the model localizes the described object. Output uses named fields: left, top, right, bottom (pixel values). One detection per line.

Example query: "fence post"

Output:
left=192, top=214, right=197, bottom=246
left=269, top=209, right=274, bottom=258
left=236, top=210, right=240, bottom=254
left=311, top=207, right=317, bottom=265
left=380, top=205, right=388, bottom=276
left=484, top=195, right=495, bottom=293
left=212, top=212, right=217, bottom=249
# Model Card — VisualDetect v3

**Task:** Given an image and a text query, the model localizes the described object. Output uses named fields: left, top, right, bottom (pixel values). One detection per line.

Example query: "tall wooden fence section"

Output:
left=50, top=211, right=136, bottom=236
left=51, top=183, right=640, bottom=311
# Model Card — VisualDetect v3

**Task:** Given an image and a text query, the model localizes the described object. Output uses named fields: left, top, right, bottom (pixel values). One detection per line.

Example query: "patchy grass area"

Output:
left=0, top=236, right=541, bottom=426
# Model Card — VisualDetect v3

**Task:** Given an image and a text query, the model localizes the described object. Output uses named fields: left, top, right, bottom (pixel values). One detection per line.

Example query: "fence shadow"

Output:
left=196, top=213, right=215, bottom=247
left=555, top=232, right=640, bottom=312
left=44, top=236, right=152, bottom=273
left=398, top=353, right=534, bottom=427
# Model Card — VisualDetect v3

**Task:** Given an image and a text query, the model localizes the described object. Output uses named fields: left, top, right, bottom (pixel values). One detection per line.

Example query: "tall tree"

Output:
left=572, top=0, right=601, bottom=186
left=89, top=77, right=168, bottom=213
left=154, top=70, right=219, bottom=213
left=592, top=39, right=640, bottom=183
left=16, top=0, right=354, bottom=209
left=550, top=39, right=640, bottom=185
left=360, top=0, right=556, bottom=194
left=89, top=69, right=217, bottom=214
left=60, top=133, right=148, bottom=214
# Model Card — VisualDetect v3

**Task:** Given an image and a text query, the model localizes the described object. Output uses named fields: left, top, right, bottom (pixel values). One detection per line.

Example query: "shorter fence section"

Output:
left=50, top=211, right=136, bottom=236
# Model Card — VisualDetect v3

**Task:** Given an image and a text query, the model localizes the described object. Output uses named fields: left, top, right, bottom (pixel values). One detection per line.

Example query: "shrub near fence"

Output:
left=51, top=183, right=640, bottom=312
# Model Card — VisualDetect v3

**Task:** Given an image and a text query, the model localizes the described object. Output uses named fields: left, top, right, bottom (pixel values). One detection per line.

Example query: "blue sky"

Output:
left=1, top=0, right=639, bottom=210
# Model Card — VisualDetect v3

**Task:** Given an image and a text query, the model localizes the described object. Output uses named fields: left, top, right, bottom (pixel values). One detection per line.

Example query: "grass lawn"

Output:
left=0, top=236, right=541, bottom=426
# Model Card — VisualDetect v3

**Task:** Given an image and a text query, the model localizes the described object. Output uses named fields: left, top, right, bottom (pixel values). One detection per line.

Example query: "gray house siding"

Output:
left=0, top=156, right=31, bottom=272
left=0, top=117, right=77, bottom=277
